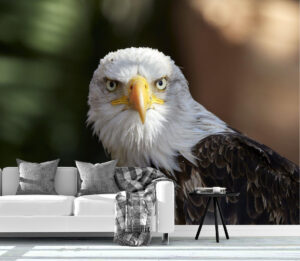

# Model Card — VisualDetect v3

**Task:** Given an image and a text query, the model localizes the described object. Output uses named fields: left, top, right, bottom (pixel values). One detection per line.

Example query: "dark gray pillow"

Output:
left=76, top=160, right=119, bottom=196
left=16, top=159, right=59, bottom=195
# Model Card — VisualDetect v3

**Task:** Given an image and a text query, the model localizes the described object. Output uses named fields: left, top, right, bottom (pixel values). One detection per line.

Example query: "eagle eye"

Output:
left=105, top=79, right=118, bottom=92
left=155, top=77, right=167, bottom=90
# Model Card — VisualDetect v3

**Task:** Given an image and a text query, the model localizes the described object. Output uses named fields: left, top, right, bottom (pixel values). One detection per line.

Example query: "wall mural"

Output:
left=87, top=48, right=299, bottom=225
left=0, top=0, right=299, bottom=225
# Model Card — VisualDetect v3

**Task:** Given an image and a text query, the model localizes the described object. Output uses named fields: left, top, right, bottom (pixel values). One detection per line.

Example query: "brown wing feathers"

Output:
left=164, top=133, right=299, bottom=224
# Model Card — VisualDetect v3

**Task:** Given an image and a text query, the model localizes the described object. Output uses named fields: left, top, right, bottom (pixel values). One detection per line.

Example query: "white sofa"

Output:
left=0, top=167, right=174, bottom=242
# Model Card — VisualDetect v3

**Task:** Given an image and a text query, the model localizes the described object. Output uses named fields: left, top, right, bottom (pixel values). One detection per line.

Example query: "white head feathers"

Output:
left=88, top=47, right=230, bottom=172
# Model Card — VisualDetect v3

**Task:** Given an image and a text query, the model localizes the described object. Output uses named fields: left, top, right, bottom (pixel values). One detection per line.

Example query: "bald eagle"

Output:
left=88, top=47, right=299, bottom=224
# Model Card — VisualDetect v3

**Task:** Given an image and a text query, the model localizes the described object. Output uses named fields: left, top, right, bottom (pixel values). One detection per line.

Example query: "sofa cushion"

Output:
left=0, top=195, right=74, bottom=216
left=76, top=160, right=119, bottom=196
left=16, top=159, right=59, bottom=195
left=2, top=167, right=78, bottom=196
left=74, top=194, right=116, bottom=216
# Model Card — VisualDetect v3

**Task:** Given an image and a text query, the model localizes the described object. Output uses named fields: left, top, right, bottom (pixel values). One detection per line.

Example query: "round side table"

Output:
left=189, top=191, right=240, bottom=243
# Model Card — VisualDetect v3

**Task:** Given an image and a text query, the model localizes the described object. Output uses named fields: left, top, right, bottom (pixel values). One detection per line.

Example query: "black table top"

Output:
left=189, top=191, right=240, bottom=197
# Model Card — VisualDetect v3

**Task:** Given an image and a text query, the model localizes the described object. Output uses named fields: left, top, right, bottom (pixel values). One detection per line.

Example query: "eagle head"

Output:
left=88, top=47, right=227, bottom=172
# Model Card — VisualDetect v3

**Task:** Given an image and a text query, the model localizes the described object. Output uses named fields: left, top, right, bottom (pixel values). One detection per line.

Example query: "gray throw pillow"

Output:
left=76, top=160, right=119, bottom=196
left=16, top=159, right=59, bottom=195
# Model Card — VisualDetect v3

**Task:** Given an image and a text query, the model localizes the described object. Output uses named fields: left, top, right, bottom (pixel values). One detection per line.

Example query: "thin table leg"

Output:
left=195, top=197, right=211, bottom=240
left=213, top=198, right=219, bottom=243
left=216, top=198, right=229, bottom=239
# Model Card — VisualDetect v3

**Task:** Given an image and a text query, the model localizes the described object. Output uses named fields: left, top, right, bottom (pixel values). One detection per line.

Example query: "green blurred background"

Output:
left=0, top=0, right=298, bottom=168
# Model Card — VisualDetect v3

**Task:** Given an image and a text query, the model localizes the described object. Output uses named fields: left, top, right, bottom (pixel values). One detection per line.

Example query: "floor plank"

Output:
left=0, top=237, right=298, bottom=260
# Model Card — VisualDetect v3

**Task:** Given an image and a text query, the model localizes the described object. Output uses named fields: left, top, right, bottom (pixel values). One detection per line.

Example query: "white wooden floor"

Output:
left=0, top=237, right=299, bottom=260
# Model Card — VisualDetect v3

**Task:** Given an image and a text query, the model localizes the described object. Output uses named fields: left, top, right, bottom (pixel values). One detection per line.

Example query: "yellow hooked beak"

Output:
left=111, top=75, right=164, bottom=124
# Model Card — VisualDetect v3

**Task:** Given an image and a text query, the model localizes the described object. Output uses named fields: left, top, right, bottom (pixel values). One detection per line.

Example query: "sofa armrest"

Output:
left=156, top=180, right=174, bottom=233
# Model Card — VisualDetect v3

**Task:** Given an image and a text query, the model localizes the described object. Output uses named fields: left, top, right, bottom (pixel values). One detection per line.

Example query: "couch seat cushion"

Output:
left=74, top=194, right=116, bottom=216
left=0, top=195, right=74, bottom=216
